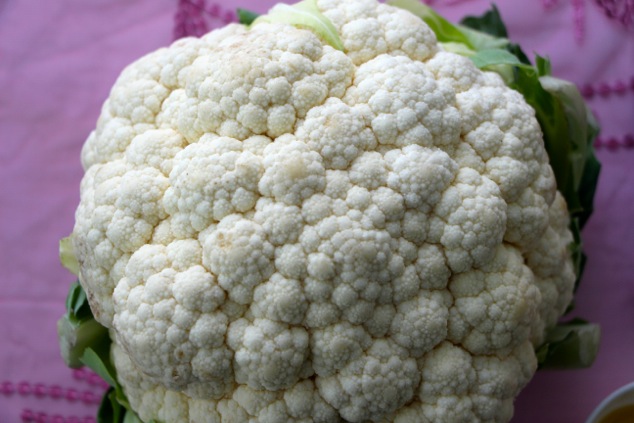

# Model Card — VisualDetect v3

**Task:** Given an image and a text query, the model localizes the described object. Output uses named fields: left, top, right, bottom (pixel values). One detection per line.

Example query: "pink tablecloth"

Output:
left=0, top=1, right=632, bottom=422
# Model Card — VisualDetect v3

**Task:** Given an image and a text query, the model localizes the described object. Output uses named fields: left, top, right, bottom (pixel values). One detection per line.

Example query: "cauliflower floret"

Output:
left=70, top=0, right=579, bottom=421
left=163, top=136, right=263, bottom=235
left=298, top=99, right=377, bottom=169
left=317, top=339, right=420, bottom=422
left=318, top=0, right=438, bottom=64
left=113, top=243, right=233, bottom=400
left=251, top=273, right=308, bottom=324
left=227, top=318, right=311, bottom=391
left=433, top=168, right=508, bottom=273
left=447, top=245, right=541, bottom=355
left=392, top=340, right=536, bottom=423
left=345, top=55, right=461, bottom=149
left=389, top=290, right=451, bottom=358
left=202, top=215, right=275, bottom=305
left=311, top=322, right=372, bottom=376
left=259, top=138, right=327, bottom=205
left=385, top=145, right=457, bottom=211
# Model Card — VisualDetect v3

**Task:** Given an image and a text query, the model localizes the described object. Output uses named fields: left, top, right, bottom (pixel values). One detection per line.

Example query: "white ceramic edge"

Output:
left=585, top=382, right=634, bottom=423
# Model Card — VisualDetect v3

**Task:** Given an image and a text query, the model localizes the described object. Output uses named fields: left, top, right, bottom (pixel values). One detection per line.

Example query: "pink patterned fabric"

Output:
left=596, top=0, right=634, bottom=31
left=0, top=1, right=632, bottom=422
left=173, top=0, right=236, bottom=39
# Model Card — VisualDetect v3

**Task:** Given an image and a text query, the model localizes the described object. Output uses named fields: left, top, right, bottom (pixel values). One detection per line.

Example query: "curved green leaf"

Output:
left=58, top=281, right=109, bottom=368
left=81, top=347, right=116, bottom=387
left=98, top=388, right=124, bottom=423
left=237, top=8, right=260, bottom=26
left=388, top=0, right=507, bottom=50
left=469, top=48, right=531, bottom=70
left=536, top=319, right=601, bottom=369
left=60, top=236, right=79, bottom=275
left=252, top=0, right=344, bottom=51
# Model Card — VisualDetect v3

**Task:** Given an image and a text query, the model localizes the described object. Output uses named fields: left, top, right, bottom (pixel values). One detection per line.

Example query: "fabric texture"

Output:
left=0, top=0, right=632, bottom=422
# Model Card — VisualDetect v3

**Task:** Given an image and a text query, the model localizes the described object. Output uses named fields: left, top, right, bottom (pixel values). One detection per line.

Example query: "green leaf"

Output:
left=59, top=278, right=147, bottom=420
left=98, top=388, right=125, bottom=423
left=97, top=389, right=153, bottom=423
left=535, top=55, right=552, bottom=76
left=389, top=0, right=474, bottom=47
left=577, top=148, right=601, bottom=229
left=81, top=347, right=117, bottom=387
left=388, top=0, right=508, bottom=51
left=59, top=236, right=80, bottom=275
left=573, top=105, right=601, bottom=230
left=450, top=23, right=510, bottom=51
left=58, top=281, right=109, bottom=368
left=460, top=4, right=507, bottom=37
left=58, top=315, right=109, bottom=368
left=59, top=282, right=143, bottom=422
left=68, top=282, right=87, bottom=317
left=252, top=0, right=344, bottom=51
left=237, top=8, right=260, bottom=26
left=459, top=5, right=531, bottom=65
left=467, top=48, right=534, bottom=85
left=505, top=43, right=531, bottom=65
left=469, top=48, right=532, bottom=70
left=508, top=65, right=582, bottom=215
left=568, top=218, right=586, bottom=292
left=438, top=41, right=476, bottom=57
left=536, top=319, right=601, bottom=369
left=65, top=281, right=93, bottom=323
left=539, top=75, right=601, bottom=219
left=81, top=346, right=133, bottom=410
left=123, top=411, right=145, bottom=423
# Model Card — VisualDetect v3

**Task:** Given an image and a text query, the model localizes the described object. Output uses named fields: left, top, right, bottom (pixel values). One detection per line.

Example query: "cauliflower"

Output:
left=59, top=0, right=601, bottom=422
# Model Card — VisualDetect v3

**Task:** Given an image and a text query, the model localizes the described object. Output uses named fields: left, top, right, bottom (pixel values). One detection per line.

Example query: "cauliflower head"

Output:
left=70, top=0, right=578, bottom=421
